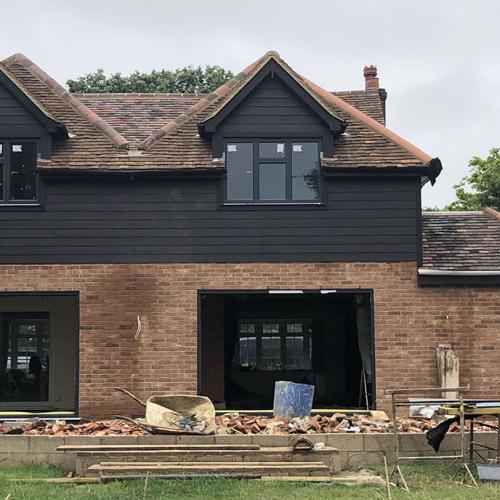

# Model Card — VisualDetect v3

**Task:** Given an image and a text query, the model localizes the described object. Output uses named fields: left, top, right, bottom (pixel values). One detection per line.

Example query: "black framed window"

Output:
left=225, top=140, right=320, bottom=202
left=0, top=312, right=50, bottom=402
left=0, top=142, right=38, bottom=203
left=234, top=319, right=312, bottom=371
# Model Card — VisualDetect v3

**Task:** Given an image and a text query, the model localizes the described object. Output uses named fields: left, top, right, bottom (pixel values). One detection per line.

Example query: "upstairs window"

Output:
left=0, top=142, right=38, bottom=203
left=226, top=140, right=320, bottom=202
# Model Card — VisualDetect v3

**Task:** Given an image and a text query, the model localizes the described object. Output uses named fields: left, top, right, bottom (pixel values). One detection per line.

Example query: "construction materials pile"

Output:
left=0, top=419, right=144, bottom=436
left=216, top=412, right=497, bottom=435
left=0, top=413, right=497, bottom=436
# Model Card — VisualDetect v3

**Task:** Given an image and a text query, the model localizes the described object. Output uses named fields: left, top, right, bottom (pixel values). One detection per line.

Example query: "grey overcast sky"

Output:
left=1, top=0, right=499, bottom=207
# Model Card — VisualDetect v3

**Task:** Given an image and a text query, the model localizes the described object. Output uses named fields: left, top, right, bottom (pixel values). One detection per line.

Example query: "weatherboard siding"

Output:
left=0, top=176, right=419, bottom=264
left=0, top=84, right=45, bottom=137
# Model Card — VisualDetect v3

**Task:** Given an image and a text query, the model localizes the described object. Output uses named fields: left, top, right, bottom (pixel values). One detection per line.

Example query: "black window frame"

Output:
left=224, top=139, right=323, bottom=205
left=235, top=318, right=313, bottom=372
left=0, top=140, right=40, bottom=206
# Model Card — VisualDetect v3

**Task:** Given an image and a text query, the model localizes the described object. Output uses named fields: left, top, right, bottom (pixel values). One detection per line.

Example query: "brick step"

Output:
left=72, top=446, right=339, bottom=476
left=87, top=461, right=331, bottom=478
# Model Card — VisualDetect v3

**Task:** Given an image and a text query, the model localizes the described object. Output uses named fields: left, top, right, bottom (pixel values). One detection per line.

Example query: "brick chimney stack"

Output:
left=363, top=65, right=379, bottom=89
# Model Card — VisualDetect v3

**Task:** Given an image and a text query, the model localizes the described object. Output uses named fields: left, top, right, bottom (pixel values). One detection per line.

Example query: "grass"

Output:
left=0, top=463, right=500, bottom=499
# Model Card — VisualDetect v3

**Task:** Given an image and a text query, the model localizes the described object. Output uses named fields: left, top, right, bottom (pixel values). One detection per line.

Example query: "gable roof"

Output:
left=198, top=57, right=347, bottom=138
left=0, top=63, right=66, bottom=135
left=421, top=210, right=500, bottom=272
left=0, top=50, right=437, bottom=172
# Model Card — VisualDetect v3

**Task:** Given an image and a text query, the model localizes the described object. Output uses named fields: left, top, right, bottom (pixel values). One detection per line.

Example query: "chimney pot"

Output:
left=363, top=65, right=379, bottom=89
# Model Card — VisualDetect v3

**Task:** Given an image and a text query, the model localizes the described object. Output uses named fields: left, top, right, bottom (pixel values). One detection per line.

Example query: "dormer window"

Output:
left=225, top=140, right=320, bottom=203
left=0, top=142, right=38, bottom=204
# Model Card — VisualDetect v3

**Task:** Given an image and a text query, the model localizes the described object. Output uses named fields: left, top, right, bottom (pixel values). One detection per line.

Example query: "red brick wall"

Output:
left=0, top=262, right=498, bottom=416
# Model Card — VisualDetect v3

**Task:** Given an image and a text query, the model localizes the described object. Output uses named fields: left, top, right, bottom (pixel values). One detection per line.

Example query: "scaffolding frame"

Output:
left=386, top=386, right=477, bottom=490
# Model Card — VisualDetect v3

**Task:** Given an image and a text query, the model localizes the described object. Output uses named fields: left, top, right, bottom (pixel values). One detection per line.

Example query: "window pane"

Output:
left=261, top=336, right=281, bottom=370
left=0, top=164, right=3, bottom=200
left=239, top=323, right=256, bottom=334
left=226, top=143, right=253, bottom=200
left=10, top=143, right=37, bottom=200
left=1, top=314, right=49, bottom=402
left=259, top=142, right=285, bottom=159
left=292, top=142, right=320, bottom=200
left=263, top=323, right=279, bottom=334
left=259, top=163, right=286, bottom=200
left=0, top=143, right=3, bottom=157
left=238, top=336, right=257, bottom=368
left=287, top=322, right=303, bottom=334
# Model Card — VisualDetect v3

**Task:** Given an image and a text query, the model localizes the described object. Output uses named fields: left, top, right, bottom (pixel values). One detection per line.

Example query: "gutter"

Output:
left=418, top=269, right=500, bottom=276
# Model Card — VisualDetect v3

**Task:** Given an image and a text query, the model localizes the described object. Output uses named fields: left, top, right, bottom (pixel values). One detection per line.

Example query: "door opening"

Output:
left=199, top=290, right=374, bottom=410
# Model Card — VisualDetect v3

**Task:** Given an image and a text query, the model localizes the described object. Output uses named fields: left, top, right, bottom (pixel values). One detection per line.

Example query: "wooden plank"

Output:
left=59, top=444, right=260, bottom=451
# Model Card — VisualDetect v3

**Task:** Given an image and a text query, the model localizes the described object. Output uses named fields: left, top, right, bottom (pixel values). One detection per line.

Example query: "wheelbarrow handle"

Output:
left=113, top=387, right=147, bottom=408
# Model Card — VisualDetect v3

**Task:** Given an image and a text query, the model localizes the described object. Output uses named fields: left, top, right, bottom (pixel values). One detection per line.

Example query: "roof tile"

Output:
left=421, top=211, right=500, bottom=271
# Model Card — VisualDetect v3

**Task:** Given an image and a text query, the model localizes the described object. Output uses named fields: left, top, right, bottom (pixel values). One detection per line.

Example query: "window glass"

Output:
left=240, top=323, right=256, bottom=335
left=261, top=322, right=280, bottom=370
left=286, top=322, right=303, bottom=334
left=226, top=143, right=253, bottom=200
left=0, top=143, right=3, bottom=157
left=0, top=164, right=3, bottom=200
left=239, top=336, right=257, bottom=368
left=10, top=143, right=37, bottom=200
left=259, top=163, right=286, bottom=200
left=259, top=142, right=285, bottom=159
left=285, top=336, right=304, bottom=369
left=1, top=313, right=50, bottom=402
left=292, top=142, right=320, bottom=200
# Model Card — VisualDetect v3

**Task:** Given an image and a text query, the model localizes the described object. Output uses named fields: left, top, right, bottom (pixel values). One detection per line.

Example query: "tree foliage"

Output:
left=67, top=65, right=233, bottom=94
left=446, top=148, right=500, bottom=211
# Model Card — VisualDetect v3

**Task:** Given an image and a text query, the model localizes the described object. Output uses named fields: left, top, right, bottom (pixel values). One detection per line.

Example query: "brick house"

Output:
left=0, top=51, right=498, bottom=418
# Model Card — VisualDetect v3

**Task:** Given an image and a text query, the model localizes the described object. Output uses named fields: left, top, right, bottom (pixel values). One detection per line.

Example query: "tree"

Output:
left=446, top=148, right=500, bottom=211
left=66, top=66, right=233, bottom=94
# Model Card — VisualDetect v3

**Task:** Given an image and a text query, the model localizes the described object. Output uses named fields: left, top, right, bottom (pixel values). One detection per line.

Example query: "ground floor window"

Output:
left=0, top=312, right=49, bottom=402
left=0, top=293, right=78, bottom=413
left=235, top=319, right=312, bottom=371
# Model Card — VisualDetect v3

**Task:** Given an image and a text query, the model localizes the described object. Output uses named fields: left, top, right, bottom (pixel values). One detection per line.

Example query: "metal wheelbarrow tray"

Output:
left=113, top=387, right=216, bottom=435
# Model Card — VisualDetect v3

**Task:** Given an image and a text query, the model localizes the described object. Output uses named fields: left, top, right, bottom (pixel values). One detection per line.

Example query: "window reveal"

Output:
left=225, top=141, right=320, bottom=202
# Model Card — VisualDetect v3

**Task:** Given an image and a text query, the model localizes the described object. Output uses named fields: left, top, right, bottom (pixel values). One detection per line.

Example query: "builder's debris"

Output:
left=0, top=412, right=497, bottom=436
left=0, top=419, right=143, bottom=436
left=215, top=413, right=498, bottom=435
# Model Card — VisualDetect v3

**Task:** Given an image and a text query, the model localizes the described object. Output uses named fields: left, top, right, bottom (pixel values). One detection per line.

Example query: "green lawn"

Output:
left=1, top=463, right=500, bottom=499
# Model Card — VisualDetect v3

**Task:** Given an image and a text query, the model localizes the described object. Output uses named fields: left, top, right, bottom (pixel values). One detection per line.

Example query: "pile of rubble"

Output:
left=1, top=413, right=497, bottom=436
left=216, top=412, right=497, bottom=435
left=0, top=419, right=144, bottom=436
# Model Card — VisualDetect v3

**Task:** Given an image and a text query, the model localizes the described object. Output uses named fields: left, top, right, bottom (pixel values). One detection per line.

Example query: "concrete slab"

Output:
left=0, top=436, right=29, bottom=453
left=29, top=436, right=65, bottom=453
left=326, top=433, right=363, bottom=451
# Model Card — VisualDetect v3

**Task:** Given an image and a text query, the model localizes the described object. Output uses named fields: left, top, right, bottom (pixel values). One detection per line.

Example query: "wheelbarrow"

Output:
left=113, top=387, right=216, bottom=435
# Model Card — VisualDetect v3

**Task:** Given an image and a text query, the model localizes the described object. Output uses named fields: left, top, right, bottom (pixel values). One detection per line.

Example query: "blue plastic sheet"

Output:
left=273, top=381, right=315, bottom=418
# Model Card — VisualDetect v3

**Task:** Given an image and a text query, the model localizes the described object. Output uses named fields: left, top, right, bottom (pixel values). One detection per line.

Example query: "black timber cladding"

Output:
left=207, top=69, right=341, bottom=157
left=0, top=78, right=56, bottom=158
left=0, top=175, right=420, bottom=264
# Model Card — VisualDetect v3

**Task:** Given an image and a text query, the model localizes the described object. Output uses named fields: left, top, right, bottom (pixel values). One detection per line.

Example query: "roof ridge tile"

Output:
left=138, top=52, right=274, bottom=150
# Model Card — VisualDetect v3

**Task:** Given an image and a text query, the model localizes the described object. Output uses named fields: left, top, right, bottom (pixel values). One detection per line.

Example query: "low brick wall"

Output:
left=0, top=432, right=497, bottom=472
